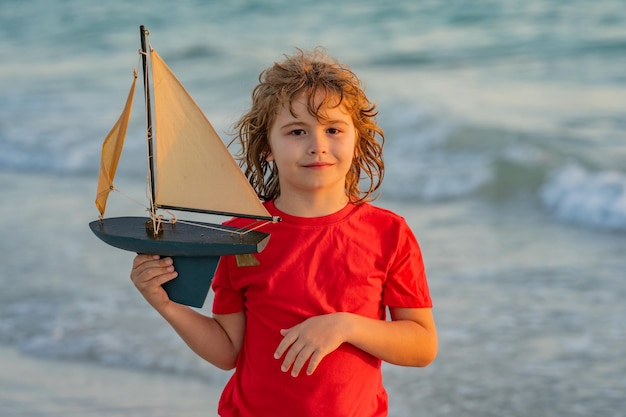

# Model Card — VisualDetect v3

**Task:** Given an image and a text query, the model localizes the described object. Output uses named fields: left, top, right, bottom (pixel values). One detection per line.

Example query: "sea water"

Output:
left=1, top=1, right=625, bottom=416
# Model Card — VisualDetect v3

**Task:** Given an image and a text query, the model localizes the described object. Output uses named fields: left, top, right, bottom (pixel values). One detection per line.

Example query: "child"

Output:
left=130, top=48, right=437, bottom=417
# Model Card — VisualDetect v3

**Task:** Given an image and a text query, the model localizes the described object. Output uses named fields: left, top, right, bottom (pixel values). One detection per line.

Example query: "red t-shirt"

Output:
left=212, top=200, right=431, bottom=417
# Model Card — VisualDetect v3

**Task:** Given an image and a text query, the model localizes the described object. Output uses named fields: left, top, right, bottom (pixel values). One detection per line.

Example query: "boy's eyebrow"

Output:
left=324, top=119, right=350, bottom=126
left=278, top=121, right=308, bottom=129
left=278, top=119, right=349, bottom=129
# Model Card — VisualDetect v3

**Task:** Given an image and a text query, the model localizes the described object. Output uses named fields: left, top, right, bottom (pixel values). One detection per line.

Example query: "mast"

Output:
left=140, top=25, right=157, bottom=215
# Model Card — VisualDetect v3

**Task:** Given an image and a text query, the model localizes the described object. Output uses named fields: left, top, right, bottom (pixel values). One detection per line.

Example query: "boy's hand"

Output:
left=274, top=313, right=350, bottom=377
left=130, top=254, right=178, bottom=310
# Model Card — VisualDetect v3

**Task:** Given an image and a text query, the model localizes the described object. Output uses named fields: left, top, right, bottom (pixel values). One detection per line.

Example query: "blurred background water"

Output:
left=1, top=1, right=625, bottom=416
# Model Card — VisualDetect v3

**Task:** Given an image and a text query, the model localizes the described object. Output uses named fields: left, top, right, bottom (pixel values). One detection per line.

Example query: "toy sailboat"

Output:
left=89, top=26, right=278, bottom=307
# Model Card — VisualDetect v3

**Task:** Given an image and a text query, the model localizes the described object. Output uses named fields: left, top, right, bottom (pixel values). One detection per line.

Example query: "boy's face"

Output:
left=266, top=92, right=357, bottom=200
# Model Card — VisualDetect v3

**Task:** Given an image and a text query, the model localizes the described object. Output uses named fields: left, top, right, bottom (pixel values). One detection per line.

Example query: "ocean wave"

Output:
left=381, top=115, right=555, bottom=202
left=0, top=292, right=228, bottom=383
left=540, top=164, right=626, bottom=231
left=381, top=116, right=626, bottom=232
left=372, top=38, right=626, bottom=71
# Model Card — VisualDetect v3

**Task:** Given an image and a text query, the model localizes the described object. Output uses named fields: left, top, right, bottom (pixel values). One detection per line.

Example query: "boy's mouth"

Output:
left=302, top=162, right=333, bottom=168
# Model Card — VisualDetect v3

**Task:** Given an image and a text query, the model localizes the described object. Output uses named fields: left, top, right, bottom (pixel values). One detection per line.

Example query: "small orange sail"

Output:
left=95, top=70, right=137, bottom=217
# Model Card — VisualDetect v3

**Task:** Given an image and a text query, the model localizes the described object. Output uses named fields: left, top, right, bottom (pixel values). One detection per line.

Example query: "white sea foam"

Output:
left=541, top=164, right=626, bottom=231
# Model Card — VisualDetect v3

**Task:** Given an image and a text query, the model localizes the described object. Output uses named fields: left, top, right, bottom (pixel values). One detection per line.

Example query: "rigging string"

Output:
left=172, top=219, right=270, bottom=237
left=113, top=186, right=150, bottom=210
left=241, top=219, right=273, bottom=234
left=112, top=178, right=264, bottom=237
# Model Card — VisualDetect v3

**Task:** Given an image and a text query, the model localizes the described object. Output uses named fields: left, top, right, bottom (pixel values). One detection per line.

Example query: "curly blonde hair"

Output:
left=231, top=48, right=384, bottom=204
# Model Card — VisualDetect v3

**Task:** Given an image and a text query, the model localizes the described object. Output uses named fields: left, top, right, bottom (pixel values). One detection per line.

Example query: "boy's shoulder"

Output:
left=355, top=202, right=405, bottom=220
left=352, top=202, right=411, bottom=230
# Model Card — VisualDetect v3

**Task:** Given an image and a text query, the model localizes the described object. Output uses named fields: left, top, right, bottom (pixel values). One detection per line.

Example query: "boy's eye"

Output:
left=291, top=129, right=306, bottom=136
left=327, top=128, right=341, bottom=135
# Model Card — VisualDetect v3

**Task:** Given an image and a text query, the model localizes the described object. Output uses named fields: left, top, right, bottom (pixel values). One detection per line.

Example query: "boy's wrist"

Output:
left=336, top=311, right=357, bottom=343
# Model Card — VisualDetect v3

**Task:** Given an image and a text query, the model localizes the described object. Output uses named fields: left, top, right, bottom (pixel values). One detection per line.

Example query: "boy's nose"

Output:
left=308, top=131, right=328, bottom=154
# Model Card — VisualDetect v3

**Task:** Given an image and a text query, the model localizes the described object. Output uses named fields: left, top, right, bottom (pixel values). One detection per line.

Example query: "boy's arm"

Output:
left=353, top=307, right=437, bottom=366
left=161, top=305, right=245, bottom=370
left=275, top=307, right=437, bottom=377
left=131, top=254, right=244, bottom=370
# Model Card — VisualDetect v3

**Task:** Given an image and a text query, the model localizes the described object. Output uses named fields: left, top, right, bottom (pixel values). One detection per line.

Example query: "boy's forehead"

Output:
left=286, top=92, right=347, bottom=116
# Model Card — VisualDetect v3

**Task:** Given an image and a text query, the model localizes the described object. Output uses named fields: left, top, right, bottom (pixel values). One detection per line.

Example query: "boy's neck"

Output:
left=274, top=193, right=350, bottom=218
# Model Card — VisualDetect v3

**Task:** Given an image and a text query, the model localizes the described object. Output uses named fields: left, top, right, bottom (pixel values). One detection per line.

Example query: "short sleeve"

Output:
left=211, top=256, right=245, bottom=314
left=382, top=219, right=432, bottom=308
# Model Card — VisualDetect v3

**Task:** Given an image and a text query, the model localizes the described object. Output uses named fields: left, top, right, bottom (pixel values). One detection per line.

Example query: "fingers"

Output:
left=130, top=254, right=178, bottom=289
left=273, top=314, right=348, bottom=377
left=273, top=328, right=295, bottom=361
left=275, top=329, right=303, bottom=376
left=274, top=328, right=323, bottom=377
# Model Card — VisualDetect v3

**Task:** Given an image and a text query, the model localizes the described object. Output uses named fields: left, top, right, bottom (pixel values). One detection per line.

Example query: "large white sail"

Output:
left=151, top=49, right=270, bottom=219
